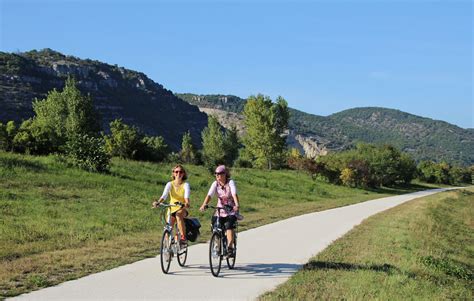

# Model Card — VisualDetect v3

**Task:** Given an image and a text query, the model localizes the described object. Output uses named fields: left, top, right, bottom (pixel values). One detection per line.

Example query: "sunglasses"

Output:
left=215, top=172, right=225, bottom=176
left=174, top=170, right=184, bottom=174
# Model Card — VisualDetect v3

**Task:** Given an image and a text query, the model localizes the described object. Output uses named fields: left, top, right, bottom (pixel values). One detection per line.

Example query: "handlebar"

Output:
left=157, top=202, right=185, bottom=208
left=204, top=204, right=233, bottom=212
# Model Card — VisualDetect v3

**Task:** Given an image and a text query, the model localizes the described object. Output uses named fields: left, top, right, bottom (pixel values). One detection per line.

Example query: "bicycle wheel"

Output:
left=226, top=232, right=237, bottom=269
left=160, top=230, right=172, bottom=274
left=209, top=232, right=222, bottom=277
left=177, top=242, right=188, bottom=267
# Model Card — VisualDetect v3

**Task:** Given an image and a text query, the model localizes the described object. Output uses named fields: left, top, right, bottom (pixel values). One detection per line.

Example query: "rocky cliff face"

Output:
left=0, top=49, right=208, bottom=150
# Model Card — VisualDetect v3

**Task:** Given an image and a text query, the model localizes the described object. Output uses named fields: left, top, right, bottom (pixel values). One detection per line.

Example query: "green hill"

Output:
left=176, top=94, right=474, bottom=166
left=0, top=49, right=208, bottom=150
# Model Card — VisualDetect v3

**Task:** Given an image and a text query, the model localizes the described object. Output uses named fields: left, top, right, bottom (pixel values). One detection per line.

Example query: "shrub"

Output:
left=64, top=134, right=110, bottom=173
left=138, top=136, right=170, bottom=162
left=104, top=119, right=141, bottom=159
left=12, top=119, right=58, bottom=155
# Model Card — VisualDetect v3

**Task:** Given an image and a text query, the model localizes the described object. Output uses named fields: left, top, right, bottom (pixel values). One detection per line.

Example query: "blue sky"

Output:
left=1, top=0, right=472, bottom=128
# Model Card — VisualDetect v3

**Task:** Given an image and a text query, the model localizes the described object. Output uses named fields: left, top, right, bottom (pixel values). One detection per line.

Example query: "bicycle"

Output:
left=205, top=205, right=238, bottom=277
left=156, top=202, right=188, bottom=274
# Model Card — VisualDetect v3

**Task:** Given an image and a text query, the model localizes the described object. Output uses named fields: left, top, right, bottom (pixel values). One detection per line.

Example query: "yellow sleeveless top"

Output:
left=169, top=182, right=186, bottom=214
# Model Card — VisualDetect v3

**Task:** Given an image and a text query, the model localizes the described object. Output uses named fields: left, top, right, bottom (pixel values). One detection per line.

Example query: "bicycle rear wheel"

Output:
left=226, top=232, right=237, bottom=269
left=209, top=232, right=222, bottom=277
left=177, top=242, right=188, bottom=267
left=160, top=230, right=172, bottom=274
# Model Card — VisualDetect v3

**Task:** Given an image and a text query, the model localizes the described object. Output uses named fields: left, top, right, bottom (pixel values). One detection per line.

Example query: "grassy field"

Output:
left=0, top=151, right=436, bottom=298
left=260, top=187, right=473, bottom=300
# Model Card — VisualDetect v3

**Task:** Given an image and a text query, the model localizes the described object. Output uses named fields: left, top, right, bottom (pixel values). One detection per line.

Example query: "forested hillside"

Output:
left=176, top=94, right=474, bottom=166
left=0, top=49, right=207, bottom=149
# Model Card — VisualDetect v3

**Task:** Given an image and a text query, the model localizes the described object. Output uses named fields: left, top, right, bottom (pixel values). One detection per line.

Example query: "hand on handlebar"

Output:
left=152, top=199, right=162, bottom=208
left=199, top=204, right=208, bottom=212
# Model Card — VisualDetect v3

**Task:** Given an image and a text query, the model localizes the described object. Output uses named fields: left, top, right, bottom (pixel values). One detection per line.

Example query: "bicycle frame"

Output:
left=157, top=202, right=188, bottom=273
left=209, top=205, right=237, bottom=256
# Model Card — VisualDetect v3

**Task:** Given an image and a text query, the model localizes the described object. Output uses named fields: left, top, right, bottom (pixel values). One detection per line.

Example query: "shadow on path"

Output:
left=168, top=262, right=302, bottom=279
left=304, top=261, right=415, bottom=278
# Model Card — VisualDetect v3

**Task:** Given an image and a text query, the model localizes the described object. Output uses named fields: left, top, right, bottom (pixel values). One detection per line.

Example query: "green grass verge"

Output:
left=260, top=187, right=473, bottom=300
left=0, top=151, right=436, bottom=298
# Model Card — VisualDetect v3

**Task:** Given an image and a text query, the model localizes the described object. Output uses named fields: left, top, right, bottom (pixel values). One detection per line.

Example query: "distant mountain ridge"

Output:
left=176, top=93, right=474, bottom=166
left=0, top=49, right=207, bottom=150
left=0, top=49, right=472, bottom=165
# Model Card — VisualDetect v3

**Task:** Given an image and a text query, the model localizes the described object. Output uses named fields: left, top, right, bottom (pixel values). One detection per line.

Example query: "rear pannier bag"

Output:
left=184, top=217, right=201, bottom=242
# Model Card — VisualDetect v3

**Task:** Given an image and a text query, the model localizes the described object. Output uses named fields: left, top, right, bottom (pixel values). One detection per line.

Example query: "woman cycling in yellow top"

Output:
left=153, top=164, right=190, bottom=246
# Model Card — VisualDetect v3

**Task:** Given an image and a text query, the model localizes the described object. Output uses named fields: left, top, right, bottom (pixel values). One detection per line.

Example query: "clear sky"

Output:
left=1, top=0, right=472, bottom=128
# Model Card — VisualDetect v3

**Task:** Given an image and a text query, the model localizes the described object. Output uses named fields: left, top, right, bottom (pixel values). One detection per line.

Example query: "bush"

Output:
left=234, top=148, right=253, bottom=168
left=0, top=122, right=7, bottom=150
left=340, top=167, right=356, bottom=187
left=12, top=119, right=58, bottom=155
left=64, top=134, right=110, bottom=173
left=137, top=136, right=169, bottom=162
left=105, top=119, right=141, bottom=159
left=317, top=143, right=417, bottom=188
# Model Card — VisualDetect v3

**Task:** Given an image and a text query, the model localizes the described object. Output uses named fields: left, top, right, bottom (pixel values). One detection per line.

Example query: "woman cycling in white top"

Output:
left=199, top=165, right=240, bottom=256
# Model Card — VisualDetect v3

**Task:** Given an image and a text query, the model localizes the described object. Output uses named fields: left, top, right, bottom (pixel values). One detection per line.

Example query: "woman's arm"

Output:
left=152, top=182, right=171, bottom=207
left=184, top=182, right=191, bottom=208
left=229, top=180, right=240, bottom=211
left=199, top=195, right=212, bottom=211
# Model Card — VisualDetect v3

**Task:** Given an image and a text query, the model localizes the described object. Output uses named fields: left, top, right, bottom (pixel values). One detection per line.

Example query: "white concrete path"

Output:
left=11, top=188, right=457, bottom=301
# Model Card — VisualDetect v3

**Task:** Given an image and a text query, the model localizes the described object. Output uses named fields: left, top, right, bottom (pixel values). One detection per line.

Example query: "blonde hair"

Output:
left=171, top=164, right=188, bottom=181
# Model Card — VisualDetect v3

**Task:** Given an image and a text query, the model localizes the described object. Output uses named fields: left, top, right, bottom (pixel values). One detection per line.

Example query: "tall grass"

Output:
left=0, top=151, right=433, bottom=297
left=260, top=187, right=473, bottom=300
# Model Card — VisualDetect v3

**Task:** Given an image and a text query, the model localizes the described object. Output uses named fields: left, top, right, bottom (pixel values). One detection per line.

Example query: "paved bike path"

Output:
left=12, top=188, right=457, bottom=300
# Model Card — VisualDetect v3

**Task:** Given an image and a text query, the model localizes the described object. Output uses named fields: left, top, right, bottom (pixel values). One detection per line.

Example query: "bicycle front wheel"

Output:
left=209, top=232, right=222, bottom=277
left=160, top=230, right=172, bottom=274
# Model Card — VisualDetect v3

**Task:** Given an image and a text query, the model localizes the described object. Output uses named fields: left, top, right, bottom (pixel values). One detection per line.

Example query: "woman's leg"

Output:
left=226, top=229, right=234, bottom=249
left=175, top=209, right=187, bottom=241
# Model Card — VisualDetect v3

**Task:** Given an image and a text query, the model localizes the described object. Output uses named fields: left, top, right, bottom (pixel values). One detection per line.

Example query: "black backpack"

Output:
left=184, top=217, right=201, bottom=242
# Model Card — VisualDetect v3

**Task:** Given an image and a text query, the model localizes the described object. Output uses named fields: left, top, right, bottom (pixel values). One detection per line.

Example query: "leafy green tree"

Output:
left=32, top=76, right=100, bottom=149
left=180, top=131, right=198, bottom=164
left=0, top=123, right=7, bottom=151
left=243, top=94, right=289, bottom=169
left=12, top=119, right=57, bottom=154
left=64, top=134, right=110, bottom=173
left=448, top=166, right=471, bottom=185
left=201, top=115, right=226, bottom=171
left=418, top=160, right=437, bottom=183
left=138, top=136, right=169, bottom=162
left=223, top=125, right=240, bottom=166
left=104, top=119, right=141, bottom=159
left=5, top=121, right=17, bottom=151
left=234, top=147, right=253, bottom=168
left=398, top=153, right=417, bottom=184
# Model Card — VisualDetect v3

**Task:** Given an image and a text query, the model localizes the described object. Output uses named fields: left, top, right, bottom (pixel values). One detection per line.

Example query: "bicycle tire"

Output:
left=160, top=230, right=172, bottom=274
left=177, top=243, right=188, bottom=267
left=226, top=232, right=237, bottom=269
left=209, top=232, right=222, bottom=277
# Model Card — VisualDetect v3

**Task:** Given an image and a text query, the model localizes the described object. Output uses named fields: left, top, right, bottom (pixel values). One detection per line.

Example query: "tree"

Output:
left=104, top=119, right=142, bottom=159
left=12, top=118, right=57, bottom=154
left=180, top=131, right=198, bottom=164
left=201, top=116, right=226, bottom=171
left=243, top=94, right=289, bottom=169
left=5, top=121, right=16, bottom=151
left=0, top=123, right=7, bottom=151
left=32, top=76, right=100, bottom=150
left=223, top=125, right=240, bottom=166
left=138, top=136, right=169, bottom=162
left=64, top=134, right=110, bottom=173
